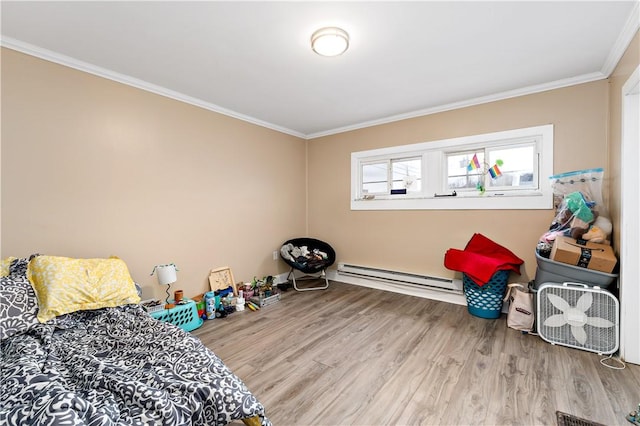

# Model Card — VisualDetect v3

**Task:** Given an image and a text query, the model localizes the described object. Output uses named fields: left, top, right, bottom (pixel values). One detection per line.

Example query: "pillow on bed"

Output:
left=1, top=257, right=15, bottom=276
left=27, top=255, right=141, bottom=323
left=9, top=256, right=33, bottom=277
left=0, top=274, right=39, bottom=340
left=2, top=255, right=35, bottom=277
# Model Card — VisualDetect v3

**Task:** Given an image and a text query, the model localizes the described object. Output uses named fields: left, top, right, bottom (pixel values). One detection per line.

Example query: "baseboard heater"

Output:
left=337, top=263, right=463, bottom=293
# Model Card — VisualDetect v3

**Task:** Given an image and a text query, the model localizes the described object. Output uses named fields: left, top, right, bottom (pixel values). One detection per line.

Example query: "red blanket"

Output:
left=444, top=233, right=523, bottom=286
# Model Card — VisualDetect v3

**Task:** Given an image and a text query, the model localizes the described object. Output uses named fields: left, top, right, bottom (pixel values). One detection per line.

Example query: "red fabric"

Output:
left=444, top=233, right=524, bottom=286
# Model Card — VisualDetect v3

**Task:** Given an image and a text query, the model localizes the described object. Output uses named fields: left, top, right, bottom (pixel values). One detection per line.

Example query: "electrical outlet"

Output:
left=272, top=250, right=278, bottom=261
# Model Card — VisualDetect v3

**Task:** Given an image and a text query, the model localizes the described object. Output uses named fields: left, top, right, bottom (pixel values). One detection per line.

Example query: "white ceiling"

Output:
left=1, top=1, right=638, bottom=139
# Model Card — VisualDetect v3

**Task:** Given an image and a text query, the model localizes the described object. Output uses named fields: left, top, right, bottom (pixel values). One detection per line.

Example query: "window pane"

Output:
left=486, top=145, right=535, bottom=189
left=391, top=158, right=421, bottom=192
left=447, top=152, right=484, bottom=190
left=362, top=162, right=388, bottom=194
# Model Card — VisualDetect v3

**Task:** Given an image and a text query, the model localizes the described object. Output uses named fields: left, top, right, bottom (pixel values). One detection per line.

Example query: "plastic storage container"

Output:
left=150, top=299, right=203, bottom=332
left=534, top=251, right=617, bottom=290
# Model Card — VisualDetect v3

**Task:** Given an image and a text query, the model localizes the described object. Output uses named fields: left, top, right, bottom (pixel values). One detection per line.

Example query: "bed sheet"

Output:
left=0, top=305, right=269, bottom=425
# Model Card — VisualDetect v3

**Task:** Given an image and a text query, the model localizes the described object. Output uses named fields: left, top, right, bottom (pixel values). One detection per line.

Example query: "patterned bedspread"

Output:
left=0, top=305, right=269, bottom=425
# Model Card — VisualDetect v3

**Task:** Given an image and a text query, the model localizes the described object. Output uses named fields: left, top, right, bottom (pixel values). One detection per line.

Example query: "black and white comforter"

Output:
left=0, top=305, right=269, bottom=425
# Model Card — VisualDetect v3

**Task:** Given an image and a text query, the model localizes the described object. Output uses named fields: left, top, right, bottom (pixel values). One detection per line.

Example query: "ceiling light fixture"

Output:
left=311, top=27, right=349, bottom=57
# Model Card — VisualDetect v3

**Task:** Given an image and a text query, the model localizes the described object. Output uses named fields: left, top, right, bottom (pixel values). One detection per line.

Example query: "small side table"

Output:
left=149, top=298, right=203, bottom=332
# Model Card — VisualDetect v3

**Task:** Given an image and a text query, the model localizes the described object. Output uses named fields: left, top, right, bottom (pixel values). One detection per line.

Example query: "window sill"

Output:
left=351, top=191, right=552, bottom=210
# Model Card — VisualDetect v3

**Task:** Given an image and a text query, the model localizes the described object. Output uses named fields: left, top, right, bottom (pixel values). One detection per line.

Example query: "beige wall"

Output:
left=1, top=48, right=307, bottom=300
left=607, top=31, right=639, bottom=253
left=307, top=81, right=610, bottom=282
left=3, top=33, right=636, bottom=298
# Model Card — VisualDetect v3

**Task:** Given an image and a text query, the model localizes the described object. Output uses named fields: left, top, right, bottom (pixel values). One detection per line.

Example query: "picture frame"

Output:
left=208, top=266, right=237, bottom=296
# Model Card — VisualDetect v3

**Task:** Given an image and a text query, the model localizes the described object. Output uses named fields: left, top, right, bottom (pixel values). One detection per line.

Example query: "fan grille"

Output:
left=537, top=284, right=619, bottom=354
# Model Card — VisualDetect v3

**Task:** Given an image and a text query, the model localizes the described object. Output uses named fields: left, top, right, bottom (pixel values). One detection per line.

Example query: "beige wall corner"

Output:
left=1, top=48, right=306, bottom=299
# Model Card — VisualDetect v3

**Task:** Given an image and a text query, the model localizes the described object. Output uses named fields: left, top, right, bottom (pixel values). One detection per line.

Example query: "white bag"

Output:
left=503, top=283, right=535, bottom=332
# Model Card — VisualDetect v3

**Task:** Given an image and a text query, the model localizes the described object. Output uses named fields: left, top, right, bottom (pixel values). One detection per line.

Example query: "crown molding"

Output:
left=306, top=71, right=607, bottom=139
left=0, top=37, right=306, bottom=139
left=601, top=1, right=640, bottom=77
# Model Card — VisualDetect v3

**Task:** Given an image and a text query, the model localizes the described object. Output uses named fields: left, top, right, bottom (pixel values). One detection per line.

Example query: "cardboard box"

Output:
left=550, top=236, right=617, bottom=273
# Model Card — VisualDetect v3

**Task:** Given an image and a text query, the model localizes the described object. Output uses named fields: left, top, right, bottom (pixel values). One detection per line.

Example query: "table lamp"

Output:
left=152, top=263, right=178, bottom=309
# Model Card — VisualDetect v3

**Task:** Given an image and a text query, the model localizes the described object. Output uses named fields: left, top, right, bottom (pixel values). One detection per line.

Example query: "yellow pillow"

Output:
left=27, top=255, right=141, bottom=323
left=1, top=257, right=16, bottom=277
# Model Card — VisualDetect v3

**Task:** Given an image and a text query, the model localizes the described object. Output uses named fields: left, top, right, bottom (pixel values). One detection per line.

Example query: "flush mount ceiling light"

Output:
left=311, top=27, right=349, bottom=57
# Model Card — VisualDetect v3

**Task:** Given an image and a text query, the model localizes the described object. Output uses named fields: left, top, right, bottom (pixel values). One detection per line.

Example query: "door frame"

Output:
left=619, top=64, right=640, bottom=364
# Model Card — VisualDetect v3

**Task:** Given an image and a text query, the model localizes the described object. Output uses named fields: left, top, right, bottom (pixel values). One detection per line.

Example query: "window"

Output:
left=362, top=156, right=422, bottom=196
left=351, top=125, right=553, bottom=210
left=446, top=143, right=536, bottom=193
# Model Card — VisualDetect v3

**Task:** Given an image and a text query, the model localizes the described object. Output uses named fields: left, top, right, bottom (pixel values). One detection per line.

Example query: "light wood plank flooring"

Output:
left=193, top=281, right=640, bottom=426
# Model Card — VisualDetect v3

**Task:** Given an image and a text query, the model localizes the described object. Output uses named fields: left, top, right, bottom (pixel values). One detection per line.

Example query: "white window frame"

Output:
left=361, top=155, right=424, bottom=196
left=351, top=124, right=554, bottom=210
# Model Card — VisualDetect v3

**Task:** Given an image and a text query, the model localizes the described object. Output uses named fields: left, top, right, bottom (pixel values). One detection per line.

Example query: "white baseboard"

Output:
left=273, top=271, right=291, bottom=285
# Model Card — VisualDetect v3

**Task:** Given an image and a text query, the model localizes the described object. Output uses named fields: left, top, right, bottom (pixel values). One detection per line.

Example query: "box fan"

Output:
left=537, top=282, right=619, bottom=354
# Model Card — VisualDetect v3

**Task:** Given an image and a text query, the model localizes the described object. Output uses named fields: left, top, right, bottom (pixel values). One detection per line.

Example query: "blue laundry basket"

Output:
left=463, top=270, right=510, bottom=319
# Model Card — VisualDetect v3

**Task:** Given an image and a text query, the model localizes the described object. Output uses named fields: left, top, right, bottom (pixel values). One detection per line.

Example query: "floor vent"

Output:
left=556, top=411, right=605, bottom=426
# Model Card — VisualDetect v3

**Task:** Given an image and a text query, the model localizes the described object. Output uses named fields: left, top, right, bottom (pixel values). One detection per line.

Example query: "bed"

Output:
left=0, top=255, right=270, bottom=425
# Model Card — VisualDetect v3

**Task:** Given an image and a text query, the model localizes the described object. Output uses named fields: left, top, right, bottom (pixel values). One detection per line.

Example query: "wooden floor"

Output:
left=193, top=281, right=640, bottom=426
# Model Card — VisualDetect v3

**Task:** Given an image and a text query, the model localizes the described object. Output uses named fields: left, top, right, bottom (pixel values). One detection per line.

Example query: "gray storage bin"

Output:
left=534, top=251, right=617, bottom=290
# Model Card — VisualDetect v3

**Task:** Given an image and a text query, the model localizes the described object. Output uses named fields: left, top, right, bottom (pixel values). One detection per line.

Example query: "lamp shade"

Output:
left=155, top=264, right=177, bottom=286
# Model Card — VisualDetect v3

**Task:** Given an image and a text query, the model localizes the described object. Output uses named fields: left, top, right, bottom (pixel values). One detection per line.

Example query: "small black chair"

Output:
left=280, top=237, right=336, bottom=291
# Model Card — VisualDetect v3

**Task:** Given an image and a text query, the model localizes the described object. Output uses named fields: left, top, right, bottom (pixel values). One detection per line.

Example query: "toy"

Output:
left=627, top=404, right=640, bottom=425
left=564, top=191, right=594, bottom=223
left=569, top=216, right=591, bottom=240
left=582, top=216, right=612, bottom=243
left=214, top=285, right=234, bottom=298
left=251, top=275, right=277, bottom=295
left=539, top=191, right=601, bottom=255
